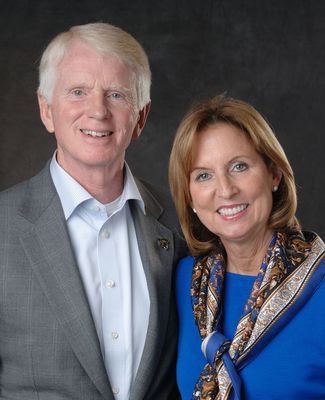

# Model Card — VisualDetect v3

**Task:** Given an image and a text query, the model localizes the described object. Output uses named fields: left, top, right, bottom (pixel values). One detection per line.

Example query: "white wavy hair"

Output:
left=38, top=22, right=151, bottom=110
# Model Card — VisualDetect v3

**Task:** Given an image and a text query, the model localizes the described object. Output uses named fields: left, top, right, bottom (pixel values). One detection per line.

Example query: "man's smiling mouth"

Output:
left=81, top=129, right=113, bottom=137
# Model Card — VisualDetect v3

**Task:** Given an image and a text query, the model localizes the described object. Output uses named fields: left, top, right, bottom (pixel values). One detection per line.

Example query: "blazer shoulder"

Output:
left=135, top=177, right=188, bottom=256
left=135, top=177, right=178, bottom=226
left=0, top=161, right=55, bottom=213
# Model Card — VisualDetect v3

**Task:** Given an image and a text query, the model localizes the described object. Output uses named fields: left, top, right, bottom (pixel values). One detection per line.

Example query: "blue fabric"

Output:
left=176, top=257, right=206, bottom=400
left=222, top=272, right=256, bottom=340
left=176, top=256, right=325, bottom=399
left=204, top=331, right=241, bottom=400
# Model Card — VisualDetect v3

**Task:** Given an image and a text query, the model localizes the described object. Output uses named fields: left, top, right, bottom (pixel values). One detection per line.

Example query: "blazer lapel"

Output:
left=129, top=181, right=176, bottom=400
left=18, top=167, right=113, bottom=400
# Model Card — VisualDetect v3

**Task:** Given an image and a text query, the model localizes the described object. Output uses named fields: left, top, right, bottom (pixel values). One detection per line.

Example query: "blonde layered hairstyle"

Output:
left=169, top=95, right=300, bottom=256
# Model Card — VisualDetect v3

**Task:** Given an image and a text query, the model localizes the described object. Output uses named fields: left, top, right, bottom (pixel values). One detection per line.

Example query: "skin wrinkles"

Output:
left=189, top=122, right=281, bottom=275
left=63, top=83, right=136, bottom=111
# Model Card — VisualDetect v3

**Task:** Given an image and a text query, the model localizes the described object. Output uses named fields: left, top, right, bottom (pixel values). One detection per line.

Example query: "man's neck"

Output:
left=58, top=160, right=125, bottom=204
left=77, top=173, right=124, bottom=204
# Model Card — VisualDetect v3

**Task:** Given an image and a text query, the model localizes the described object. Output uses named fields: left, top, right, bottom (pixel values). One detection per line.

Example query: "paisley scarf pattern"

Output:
left=191, top=230, right=325, bottom=399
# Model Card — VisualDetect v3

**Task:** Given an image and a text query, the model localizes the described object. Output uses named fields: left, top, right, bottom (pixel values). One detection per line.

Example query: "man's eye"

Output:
left=109, top=92, right=123, bottom=99
left=72, top=89, right=84, bottom=96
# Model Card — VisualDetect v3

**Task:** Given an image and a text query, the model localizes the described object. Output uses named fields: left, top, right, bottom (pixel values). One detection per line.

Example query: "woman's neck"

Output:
left=222, top=230, right=274, bottom=276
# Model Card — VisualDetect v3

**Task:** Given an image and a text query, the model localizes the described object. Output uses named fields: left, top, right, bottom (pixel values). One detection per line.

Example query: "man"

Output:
left=0, top=23, right=185, bottom=400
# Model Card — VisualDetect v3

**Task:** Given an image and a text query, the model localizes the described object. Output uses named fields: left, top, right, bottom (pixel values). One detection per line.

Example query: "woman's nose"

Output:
left=217, top=175, right=239, bottom=198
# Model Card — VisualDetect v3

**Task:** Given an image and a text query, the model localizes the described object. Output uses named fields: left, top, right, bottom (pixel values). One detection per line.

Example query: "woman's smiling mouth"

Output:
left=217, top=204, right=248, bottom=217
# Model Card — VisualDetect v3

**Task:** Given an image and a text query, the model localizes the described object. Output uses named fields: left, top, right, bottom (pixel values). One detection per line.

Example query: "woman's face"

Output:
left=189, top=122, right=281, bottom=248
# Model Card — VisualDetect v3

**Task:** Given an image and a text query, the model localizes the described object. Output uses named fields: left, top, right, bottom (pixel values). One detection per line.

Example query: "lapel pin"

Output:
left=158, top=238, right=170, bottom=250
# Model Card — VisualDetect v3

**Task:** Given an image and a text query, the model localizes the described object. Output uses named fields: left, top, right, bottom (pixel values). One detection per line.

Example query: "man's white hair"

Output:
left=38, top=22, right=151, bottom=110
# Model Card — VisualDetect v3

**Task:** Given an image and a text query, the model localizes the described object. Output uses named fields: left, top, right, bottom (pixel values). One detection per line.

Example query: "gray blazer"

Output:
left=0, top=162, right=187, bottom=400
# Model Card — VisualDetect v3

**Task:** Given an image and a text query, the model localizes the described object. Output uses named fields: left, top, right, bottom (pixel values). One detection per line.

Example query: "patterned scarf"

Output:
left=191, top=230, right=324, bottom=399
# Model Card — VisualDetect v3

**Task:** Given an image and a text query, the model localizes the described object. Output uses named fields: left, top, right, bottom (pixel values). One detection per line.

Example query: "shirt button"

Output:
left=111, top=332, right=119, bottom=340
left=106, top=280, right=115, bottom=288
left=102, top=229, right=110, bottom=238
left=112, top=387, right=119, bottom=395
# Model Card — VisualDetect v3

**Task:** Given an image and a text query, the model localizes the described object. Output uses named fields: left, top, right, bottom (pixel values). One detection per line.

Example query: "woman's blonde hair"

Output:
left=169, top=95, right=300, bottom=256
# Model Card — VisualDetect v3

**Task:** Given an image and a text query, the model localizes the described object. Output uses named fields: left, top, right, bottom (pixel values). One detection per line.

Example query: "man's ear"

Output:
left=132, top=101, right=151, bottom=139
left=37, top=93, right=55, bottom=133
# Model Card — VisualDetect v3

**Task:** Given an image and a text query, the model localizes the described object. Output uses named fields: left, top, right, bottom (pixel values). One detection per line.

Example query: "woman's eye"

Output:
left=232, top=162, right=248, bottom=172
left=195, top=172, right=211, bottom=182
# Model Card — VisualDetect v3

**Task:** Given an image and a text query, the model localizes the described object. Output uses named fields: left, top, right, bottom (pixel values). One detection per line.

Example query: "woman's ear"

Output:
left=271, top=165, right=282, bottom=189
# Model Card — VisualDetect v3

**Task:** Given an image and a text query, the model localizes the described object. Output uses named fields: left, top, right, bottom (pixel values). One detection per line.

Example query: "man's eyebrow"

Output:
left=63, top=83, right=89, bottom=91
left=105, top=85, right=133, bottom=93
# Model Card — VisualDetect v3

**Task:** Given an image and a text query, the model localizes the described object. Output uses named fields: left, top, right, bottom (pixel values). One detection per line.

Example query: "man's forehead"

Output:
left=56, top=45, right=134, bottom=84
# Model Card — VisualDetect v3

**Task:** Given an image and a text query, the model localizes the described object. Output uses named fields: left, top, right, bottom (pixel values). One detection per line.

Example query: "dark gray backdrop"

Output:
left=1, top=0, right=324, bottom=238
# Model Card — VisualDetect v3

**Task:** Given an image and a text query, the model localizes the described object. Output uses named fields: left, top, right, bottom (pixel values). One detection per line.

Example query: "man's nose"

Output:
left=87, top=93, right=110, bottom=120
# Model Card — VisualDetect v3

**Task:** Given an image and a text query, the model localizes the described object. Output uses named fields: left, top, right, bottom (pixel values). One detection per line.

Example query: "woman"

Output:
left=169, top=95, right=325, bottom=399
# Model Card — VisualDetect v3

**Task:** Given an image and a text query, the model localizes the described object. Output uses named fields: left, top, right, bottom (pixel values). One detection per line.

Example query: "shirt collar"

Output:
left=50, top=152, right=145, bottom=220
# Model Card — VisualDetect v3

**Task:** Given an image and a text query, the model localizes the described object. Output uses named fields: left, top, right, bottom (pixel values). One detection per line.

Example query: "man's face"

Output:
left=38, top=41, right=149, bottom=179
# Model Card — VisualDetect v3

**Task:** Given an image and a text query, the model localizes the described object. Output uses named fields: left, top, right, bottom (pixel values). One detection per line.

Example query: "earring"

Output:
left=272, top=185, right=278, bottom=192
left=192, top=208, right=197, bottom=214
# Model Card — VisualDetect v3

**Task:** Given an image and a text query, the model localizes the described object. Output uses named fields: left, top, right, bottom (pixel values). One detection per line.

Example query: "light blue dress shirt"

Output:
left=50, top=154, right=149, bottom=400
